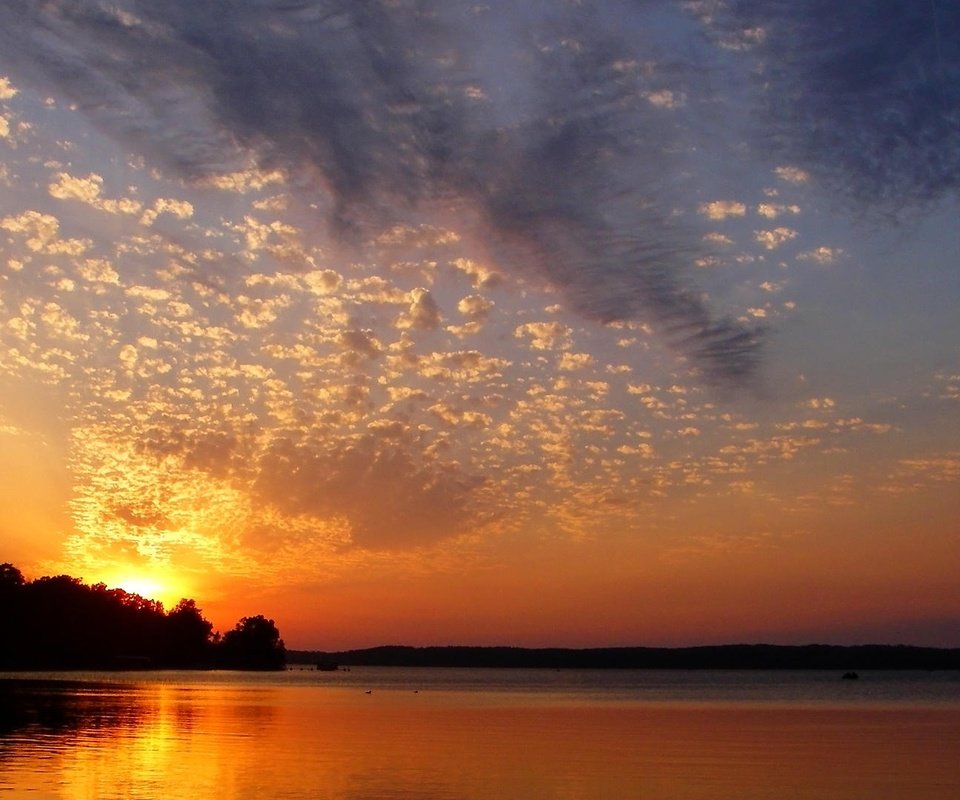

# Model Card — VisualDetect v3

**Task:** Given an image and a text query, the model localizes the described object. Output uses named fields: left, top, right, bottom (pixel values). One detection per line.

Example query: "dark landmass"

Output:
left=0, top=562, right=285, bottom=670
left=288, top=644, right=960, bottom=671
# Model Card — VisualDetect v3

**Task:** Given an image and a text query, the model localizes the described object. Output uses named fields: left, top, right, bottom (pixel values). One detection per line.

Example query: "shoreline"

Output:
left=286, top=643, right=960, bottom=671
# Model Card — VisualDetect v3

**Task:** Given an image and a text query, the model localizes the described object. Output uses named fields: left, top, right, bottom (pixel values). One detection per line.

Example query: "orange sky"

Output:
left=0, top=3, right=958, bottom=649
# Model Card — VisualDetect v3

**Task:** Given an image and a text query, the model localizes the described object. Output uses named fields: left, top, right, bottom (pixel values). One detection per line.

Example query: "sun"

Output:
left=106, top=571, right=190, bottom=611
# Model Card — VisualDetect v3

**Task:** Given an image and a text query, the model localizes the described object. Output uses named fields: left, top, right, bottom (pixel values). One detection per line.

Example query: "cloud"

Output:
left=252, top=434, right=485, bottom=549
left=558, top=352, right=595, bottom=372
left=0, top=0, right=763, bottom=386
left=756, top=203, right=800, bottom=220
left=457, top=294, right=494, bottom=321
left=754, top=227, right=798, bottom=250
left=515, top=321, right=572, bottom=352
left=0, top=210, right=91, bottom=255
left=0, top=76, right=17, bottom=100
left=450, top=258, right=502, bottom=290
left=797, top=246, right=842, bottom=265
left=140, top=198, right=194, bottom=227
left=338, top=329, right=381, bottom=361
left=774, top=166, right=810, bottom=186
left=714, top=1, right=960, bottom=212
left=48, top=172, right=143, bottom=215
left=698, top=201, right=747, bottom=221
left=396, top=288, right=441, bottom=331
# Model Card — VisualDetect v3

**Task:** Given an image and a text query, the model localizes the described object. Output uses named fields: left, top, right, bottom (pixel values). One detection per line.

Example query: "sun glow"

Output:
left=106, top=572, right=190, bottom=611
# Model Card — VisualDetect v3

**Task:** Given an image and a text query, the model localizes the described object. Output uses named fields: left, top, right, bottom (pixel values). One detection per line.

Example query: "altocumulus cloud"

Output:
left=253, top=433, right=486, bottom=550
left=4, top=2, right=954, bottom=384
left=0, top=0, right=764, bottom=386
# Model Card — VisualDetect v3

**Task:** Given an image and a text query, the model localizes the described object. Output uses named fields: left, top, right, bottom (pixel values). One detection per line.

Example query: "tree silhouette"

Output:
left=164, top=599, right=216, bottom=666
left=0, top=563, right=26, bottom=669
left=0, top=563, right=284, bottom=670
left=0, top=562, right=24, bottom=588
left=218, top=614, right=286, bottom=670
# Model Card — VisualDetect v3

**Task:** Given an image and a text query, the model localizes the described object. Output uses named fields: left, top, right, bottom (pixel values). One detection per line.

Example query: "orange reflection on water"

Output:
left=2, top=683, right=959, bottom=799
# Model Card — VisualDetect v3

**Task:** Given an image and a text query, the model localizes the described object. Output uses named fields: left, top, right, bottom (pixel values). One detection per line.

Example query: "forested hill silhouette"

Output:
left=0, top=563, right=285, bottom=670
left=289, top=644, right=960, bottom=671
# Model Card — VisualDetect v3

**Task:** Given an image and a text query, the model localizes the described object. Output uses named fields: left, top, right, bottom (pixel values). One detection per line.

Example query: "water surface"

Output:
left=2, top=669, right=958, bottom=799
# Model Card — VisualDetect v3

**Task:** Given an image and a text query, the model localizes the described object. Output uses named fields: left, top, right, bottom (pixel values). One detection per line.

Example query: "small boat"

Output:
left=841, top=671, right=859, bottom=680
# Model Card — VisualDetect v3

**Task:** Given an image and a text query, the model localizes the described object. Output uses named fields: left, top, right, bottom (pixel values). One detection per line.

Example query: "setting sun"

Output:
left=105, top=571, right=189, bottom=611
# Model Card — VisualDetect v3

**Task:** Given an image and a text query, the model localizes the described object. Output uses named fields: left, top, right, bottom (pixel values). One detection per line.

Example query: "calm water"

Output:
left=2, top=668, right=959, bottom=799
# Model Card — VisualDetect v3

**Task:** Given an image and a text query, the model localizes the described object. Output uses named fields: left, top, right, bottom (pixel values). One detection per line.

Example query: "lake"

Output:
left=2, top=668, right=959, bottom=799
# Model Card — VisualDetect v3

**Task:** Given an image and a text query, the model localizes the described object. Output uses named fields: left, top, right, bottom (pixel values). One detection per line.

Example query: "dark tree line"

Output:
left=0, top=563, right=285, bottom=670
left=291, top=643, right=960, bottom=670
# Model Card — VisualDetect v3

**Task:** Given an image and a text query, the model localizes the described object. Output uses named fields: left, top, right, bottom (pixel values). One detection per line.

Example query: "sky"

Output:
left=0, top=0, right=958, bottom=650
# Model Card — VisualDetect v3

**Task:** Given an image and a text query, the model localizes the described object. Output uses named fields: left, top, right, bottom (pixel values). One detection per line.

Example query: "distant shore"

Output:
left=287, top=644, right=960, bottom=671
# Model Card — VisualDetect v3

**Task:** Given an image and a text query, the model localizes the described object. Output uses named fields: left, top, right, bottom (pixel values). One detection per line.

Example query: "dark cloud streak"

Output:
left=714, top=0, right=960, bottom=213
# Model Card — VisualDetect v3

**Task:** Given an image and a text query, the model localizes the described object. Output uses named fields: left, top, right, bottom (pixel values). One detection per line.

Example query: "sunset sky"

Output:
left=0, top=0, right=957, bottom=650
